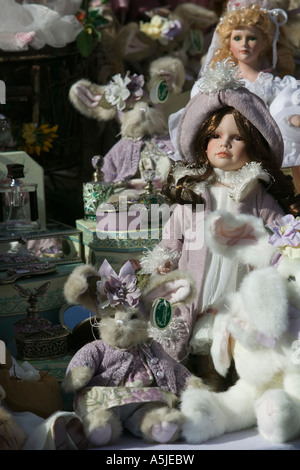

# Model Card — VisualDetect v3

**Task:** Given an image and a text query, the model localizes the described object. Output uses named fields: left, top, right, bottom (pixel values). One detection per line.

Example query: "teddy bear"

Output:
left=180, top=210, right=300, bottom=445
left=112, top=3, right=218, bottom=85
left=62, top=258, right=204, bottom=447
left=0, top=352, right=27, bottom=452
left=69, top=55, right=186, bottom=200
left=0, top=384, right=27, bottom=450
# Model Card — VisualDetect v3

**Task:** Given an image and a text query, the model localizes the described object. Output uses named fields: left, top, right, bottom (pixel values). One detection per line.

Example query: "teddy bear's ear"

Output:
left=205, top=210, right=276, bottom=269
left=210, top=308, right=232, bottom=377
left=141, top=270, right=196, bottom=311
left=146, top=56, right=186, bottom=97
left=69, top=79, right=117, bottom=122
left=63, top=264, right=101, bottom=315
left=173, top=3, right=218, bottom=30
left=114, top=22, right=157, bottom=63
left=239, top=266, right=289, bottom=339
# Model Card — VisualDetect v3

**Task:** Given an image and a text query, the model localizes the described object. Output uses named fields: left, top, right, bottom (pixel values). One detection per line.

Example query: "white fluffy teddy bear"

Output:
left=181, top=210, right=300, bottom=444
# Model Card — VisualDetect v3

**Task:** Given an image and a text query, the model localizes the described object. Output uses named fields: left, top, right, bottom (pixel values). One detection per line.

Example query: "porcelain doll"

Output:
left=139, top=61, right=300, bottom=388
left=197, top=0, right=300, bottom=189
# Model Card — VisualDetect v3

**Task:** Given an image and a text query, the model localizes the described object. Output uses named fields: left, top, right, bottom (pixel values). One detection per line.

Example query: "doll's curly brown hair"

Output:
left=163, top=106, right=300, bottom=216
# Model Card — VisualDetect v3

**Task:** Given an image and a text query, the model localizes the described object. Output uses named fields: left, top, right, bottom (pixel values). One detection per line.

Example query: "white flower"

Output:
left=196, top=59, right=244, bottom=94
left=105, top=74, right=131, bottom=110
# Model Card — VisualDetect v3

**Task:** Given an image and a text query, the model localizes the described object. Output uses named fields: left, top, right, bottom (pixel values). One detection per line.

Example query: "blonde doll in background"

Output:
left=197, top=0, right=300, bottom=191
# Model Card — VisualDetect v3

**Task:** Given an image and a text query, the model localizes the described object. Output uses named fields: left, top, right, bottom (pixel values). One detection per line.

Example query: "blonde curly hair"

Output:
left=211, top=4, right=294, bottom=77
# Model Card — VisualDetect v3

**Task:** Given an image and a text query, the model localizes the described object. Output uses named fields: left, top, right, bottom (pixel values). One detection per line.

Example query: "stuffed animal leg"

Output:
left=181, top=378, right=258, bottom=443
left=80, top=400, right=184, bottom=446
left=255, top=374, right=300, bottom=443
left=181, top=210, right=300, bottom=444
left=182, top=372, right=300, bottom=444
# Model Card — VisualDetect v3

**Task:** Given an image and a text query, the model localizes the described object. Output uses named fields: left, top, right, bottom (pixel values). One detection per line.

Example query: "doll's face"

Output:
left=206, top=113, right=249, bottom=171
left=230, top=26, right=266, bottom=66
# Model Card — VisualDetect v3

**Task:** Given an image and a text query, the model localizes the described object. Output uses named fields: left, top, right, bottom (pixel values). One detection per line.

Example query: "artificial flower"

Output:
left=20, top=122, right=58, bottom=157
left=105, top=73, right=131, bottom=110
left=75, top=5, right=109, bottom=57
left=139, top=15, right=182, bottom=45
left=96, top=259, right=141, bottom=310
left=197, top=59, right=243, bottom=94
left=267, top=214, right=300, bottom=247
left=161, top=19, right=182, bottom=43
left=104, top=73, right=144, bottom=111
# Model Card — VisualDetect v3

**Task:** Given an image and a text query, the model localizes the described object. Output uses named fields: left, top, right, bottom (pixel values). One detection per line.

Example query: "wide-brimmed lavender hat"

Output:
left=175, top=60, right=284, bottom=167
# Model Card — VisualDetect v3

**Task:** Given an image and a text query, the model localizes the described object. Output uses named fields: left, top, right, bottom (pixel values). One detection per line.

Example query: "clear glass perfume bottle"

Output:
left=82, top=155, right=115, bottom=221
left=0, top=163, right=40, bottom=231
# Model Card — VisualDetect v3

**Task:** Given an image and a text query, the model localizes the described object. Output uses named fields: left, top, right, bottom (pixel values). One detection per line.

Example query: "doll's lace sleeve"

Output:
left=139, top=245, right=181, bottom=274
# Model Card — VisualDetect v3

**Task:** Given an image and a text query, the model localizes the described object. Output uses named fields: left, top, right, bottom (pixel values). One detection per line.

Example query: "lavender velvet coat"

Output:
left=154, top=179, right=286, bottom=362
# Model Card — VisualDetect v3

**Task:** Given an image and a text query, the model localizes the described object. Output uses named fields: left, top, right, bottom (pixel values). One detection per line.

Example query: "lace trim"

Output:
left=148, top=316, right=190, bottom=355
left=139, top=246, right=181, bottom=274
left=170, top=161, right=271, bottom=202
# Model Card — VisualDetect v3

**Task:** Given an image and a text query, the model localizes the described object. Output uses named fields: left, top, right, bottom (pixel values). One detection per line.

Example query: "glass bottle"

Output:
left=0, top=163, right=40, bottom=231
left=82, top=155, right=115, bottom=221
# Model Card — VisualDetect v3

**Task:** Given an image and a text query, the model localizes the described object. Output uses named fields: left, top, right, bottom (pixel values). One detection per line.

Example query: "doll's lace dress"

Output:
left=146, top=163, right=270, bottom=361
left=243, top=72, right=300, bottom=168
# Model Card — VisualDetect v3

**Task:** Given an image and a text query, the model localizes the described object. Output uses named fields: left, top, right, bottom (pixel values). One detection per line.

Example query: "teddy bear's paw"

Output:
left=62, top=366, right=94, bottom=393
left=151, top=422, right=179, bottom=443
left=256, top=389, right=300, bottom=443
left=141, top=406, right=182, bottom=444
left=87, top=424, right=112, bottom=447
left=180, top=388, right=226, bottom=444
left=0, top=408, right=27, bottom=450
left=82, top=409, right=122, bottom=447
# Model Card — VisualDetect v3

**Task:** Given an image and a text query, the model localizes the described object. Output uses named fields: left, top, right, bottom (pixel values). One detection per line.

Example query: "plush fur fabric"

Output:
left=181, top=211, right=300, bottom=444
left=62, top=261, right=199, bottom=448
left=62, top=366, right=94, bottom=394
left=0, top=403, right=27, bottom=450
left=141, top=269, right=197, bottom=310
left=146, top=56, right=186, bottom=97
left=120, top=101, right=168, bottom=140
left=69, top=80, right=116, bottom=122
left=63, top=264, right=100, bottom=315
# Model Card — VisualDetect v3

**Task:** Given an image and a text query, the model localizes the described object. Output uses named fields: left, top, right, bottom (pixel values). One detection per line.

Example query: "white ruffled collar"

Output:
left=212, top=162, right=271, bottom=201
left=172, top=161, right=272, bottom=202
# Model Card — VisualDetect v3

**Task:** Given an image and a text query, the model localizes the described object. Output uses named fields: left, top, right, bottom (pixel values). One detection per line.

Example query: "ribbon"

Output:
left=96, top=259, right=141, bottom=310
left=267, top=8, right=288, bottom=69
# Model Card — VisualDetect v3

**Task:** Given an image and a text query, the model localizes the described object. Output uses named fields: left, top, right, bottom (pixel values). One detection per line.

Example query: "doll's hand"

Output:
left=289, top=115, right=300, bottom=128
left=157, top=260, right=171, bottom=274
